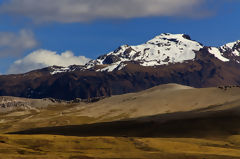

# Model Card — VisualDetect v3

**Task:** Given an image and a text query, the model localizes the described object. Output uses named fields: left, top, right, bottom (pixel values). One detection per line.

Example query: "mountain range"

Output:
left=1, top=33, right=240, bottom=100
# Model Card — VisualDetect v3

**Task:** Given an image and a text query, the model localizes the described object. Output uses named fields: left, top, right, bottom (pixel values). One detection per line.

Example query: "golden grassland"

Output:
left=1, top=84, right=240, bottom=158
left=0, top=134, right=240, bottom=159
left=0, top=104, right=98, bottom=134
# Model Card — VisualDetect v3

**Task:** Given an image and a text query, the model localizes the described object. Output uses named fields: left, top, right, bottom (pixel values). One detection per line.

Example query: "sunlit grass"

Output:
left=0, top=134, right=240, bottom=159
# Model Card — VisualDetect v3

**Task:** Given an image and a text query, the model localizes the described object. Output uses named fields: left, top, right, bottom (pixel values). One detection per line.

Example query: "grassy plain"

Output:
left=0, top=134, right=240, bottom=159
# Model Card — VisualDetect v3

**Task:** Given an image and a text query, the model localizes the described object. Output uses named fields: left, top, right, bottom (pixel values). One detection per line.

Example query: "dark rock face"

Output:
left=103, top=55, right=121, bottom=64
left=182, top=34, right=191, bottom=40
left=1, top=49, right=240, bottom=101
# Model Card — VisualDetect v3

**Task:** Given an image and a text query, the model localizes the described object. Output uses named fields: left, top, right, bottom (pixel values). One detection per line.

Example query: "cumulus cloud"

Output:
left=7, top=49, right=91, bottom=74
left=0, top=0, right=207, bottom=23
left=0, top=29, right=38, bottom=57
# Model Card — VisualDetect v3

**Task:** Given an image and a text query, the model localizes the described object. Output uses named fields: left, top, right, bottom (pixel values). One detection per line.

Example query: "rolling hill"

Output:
left=1, top=84, right=240, bottom=159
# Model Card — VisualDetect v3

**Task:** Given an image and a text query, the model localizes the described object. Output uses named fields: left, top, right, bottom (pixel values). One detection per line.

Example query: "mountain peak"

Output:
left=85, top=33, right=203, bottom=72
left=207, top=40, right=240, bottom=63
left=154, top=33, right=191, bottom=39
left=147, top=33, right=193, bottom=44
left=220, top=40, right=240, bottom=56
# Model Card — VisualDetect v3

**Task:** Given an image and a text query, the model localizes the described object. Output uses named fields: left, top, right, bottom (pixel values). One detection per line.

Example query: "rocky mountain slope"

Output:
left=0, top=33, right=240, bottom=100
left=0, top=96, right=64, bottom=112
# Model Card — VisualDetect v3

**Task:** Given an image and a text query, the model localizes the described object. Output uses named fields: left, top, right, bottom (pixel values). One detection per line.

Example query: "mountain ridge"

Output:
left=49, top=33, right=240, bottom=74
left=1, top=33, right=240, bottom=100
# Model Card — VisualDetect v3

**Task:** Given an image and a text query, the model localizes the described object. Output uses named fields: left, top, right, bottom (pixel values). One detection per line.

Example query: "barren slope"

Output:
left=1, top=84, right=240, bottom=133
left=67, top=84, right=240, bottom=120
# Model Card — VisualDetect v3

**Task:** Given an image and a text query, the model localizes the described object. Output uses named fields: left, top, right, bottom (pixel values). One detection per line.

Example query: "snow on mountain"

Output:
left=208, top=47, right=230, bottom=62
left=50, top=65, right=84, bottom=75
left=86, top=33, right=203, bottom=72
left=50, top=66, right=70, bottom=75
left=208, top=40, right=240, bottom=63
left=220, top=40, right=240, bottom=56
left=49, top=33, right=240, bottom=74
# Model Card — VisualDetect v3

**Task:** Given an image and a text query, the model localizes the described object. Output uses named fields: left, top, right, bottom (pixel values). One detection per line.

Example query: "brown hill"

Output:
left=1, top=83, right=240, bottom=134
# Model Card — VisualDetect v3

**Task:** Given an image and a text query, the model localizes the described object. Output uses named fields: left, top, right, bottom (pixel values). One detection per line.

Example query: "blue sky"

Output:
left=0, top=0, right=240, bottom=74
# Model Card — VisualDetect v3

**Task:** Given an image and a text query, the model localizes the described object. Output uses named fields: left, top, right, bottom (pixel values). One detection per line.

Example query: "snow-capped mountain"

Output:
left=86, top=33, right=203, bottom=72
left=220, top=40, right=240, bottom=56
left=208, top=40, right=240, bottom=63
left=50, top=33, right=240, bottom=74
left=1, top=33, right=240, bottom=100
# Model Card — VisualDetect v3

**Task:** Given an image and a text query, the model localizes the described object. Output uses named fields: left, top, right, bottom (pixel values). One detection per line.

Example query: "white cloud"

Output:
left=0, top=0, right=206, bottom=23
left=7, top=49, right=91, bottom=74
left=0, top=29, right=38, bottom=57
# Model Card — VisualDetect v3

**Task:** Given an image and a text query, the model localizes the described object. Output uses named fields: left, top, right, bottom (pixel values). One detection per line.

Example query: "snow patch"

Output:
left=50, top=67, right=70, bottom=75
left=117, top=63, right=127, bottom=70
left=208, top=47, right=230, bottom=62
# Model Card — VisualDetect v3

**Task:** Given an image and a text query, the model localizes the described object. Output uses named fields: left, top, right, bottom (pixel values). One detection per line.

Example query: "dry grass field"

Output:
left=0, top=134, right=240, bottom=159
left=1, top=84, right=240, bottom=134
left=1, top=84, right=240, bottom=159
